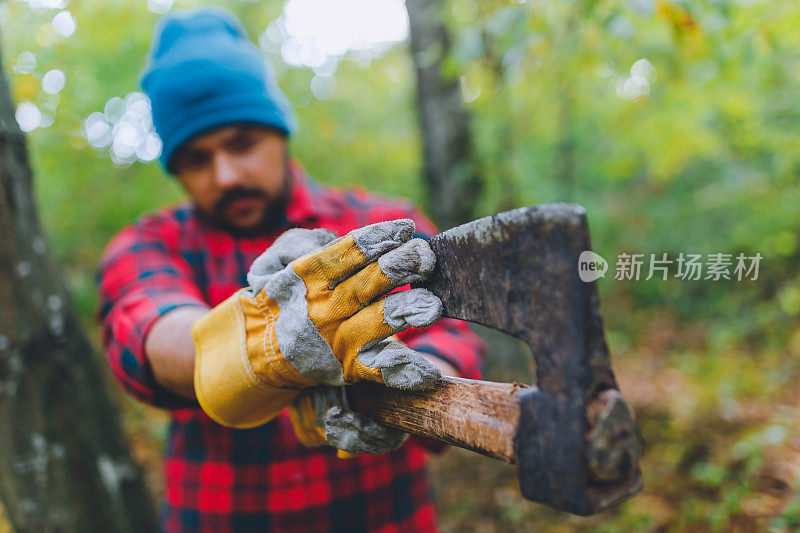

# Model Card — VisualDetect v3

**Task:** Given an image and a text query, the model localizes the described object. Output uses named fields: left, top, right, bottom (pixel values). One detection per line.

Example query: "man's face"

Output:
left=171, top=124, right=289, bottom=234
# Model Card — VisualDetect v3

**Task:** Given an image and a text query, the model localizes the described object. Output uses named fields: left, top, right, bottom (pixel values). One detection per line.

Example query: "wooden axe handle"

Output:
left=348, top=376, right=528, bottom=463
left=349, top=377, right=640, bottom=484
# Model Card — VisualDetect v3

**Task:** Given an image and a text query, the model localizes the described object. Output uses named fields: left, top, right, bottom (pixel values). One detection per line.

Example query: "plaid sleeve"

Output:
left=97, top=217, right=208, bottom=409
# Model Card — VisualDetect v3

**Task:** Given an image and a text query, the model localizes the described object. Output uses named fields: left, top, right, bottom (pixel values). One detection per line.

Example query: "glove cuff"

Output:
left=193, top=290, right=300, bottom=428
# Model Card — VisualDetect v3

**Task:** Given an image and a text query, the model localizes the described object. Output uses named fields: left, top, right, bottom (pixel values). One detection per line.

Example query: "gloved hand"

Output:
left=288, top=385, right=407, bottom=456
left=193, top=220, right=443, bottom=428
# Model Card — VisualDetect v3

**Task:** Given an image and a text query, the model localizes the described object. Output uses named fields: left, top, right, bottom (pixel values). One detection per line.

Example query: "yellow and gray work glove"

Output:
left=253, top=226, right=414, bottom=454
left=289, top=386, right=408, bottom=456
left=192, top=220, right=443, bottom=428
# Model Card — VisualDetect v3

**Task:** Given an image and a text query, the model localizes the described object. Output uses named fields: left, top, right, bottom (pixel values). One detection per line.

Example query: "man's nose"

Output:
left=212, top=152, right=243, bottom=188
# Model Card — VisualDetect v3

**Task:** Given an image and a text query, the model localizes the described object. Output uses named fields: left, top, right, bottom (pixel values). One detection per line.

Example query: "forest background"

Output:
left=1, top=0, right=800, bottom=531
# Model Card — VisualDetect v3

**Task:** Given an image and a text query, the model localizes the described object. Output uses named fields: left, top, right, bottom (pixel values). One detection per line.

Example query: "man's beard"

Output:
left=197, top=168, right=292, bottom=238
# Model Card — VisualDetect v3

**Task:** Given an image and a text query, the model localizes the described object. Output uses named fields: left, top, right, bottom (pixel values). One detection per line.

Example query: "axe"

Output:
left=348, top=204, right=643, bottom=516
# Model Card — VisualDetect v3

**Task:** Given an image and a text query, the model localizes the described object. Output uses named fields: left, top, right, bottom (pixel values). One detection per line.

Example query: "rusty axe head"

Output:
left=424, top=204, right=643, bottom=515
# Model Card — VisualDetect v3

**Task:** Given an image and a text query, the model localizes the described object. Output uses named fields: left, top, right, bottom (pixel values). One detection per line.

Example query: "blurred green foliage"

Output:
left=2, top=0, right=799, bottom=530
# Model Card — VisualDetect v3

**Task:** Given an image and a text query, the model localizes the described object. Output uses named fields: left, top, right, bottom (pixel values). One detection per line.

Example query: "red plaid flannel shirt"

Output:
left=98, top=163, right=486, bottom=533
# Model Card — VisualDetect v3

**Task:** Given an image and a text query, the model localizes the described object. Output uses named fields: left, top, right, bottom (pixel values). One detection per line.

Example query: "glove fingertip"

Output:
left=377, top=238, right=436, bottom=285
left=380, top=358, right=442, bottom=390
left=384, top=289, right=443, bottom=330
left=324, top=407, right=407, bottom=454
left=352, top=219, right=415, bottom=261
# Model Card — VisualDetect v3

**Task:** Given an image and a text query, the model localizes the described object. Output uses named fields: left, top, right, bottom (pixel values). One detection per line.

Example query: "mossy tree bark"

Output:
left=0, top=35, right=158, bottom=532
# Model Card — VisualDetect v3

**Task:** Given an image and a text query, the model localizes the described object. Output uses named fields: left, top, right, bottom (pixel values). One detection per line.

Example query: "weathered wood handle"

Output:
left=348, top=376, right=528, bottom=463
left=348, top=377, right=640, bottom=482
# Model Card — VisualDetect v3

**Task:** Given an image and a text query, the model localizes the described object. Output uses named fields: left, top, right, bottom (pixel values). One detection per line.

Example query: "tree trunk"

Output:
left=479, top=25, right=520, bottom=214
left=554, top=5, right=579, bottom=201
left=406, top=0, right=483, bottom=229
left=555, top=76, right=576, bottom=201
left=0, top=36, right=158, bottom=532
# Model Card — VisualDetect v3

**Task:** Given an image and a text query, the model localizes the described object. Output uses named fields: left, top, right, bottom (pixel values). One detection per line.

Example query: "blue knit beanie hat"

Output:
left=141, top=7, right=296, bottom=171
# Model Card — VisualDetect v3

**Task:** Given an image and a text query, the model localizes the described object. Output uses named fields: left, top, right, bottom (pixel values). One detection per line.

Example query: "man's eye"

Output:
left=175, top=152, right=210, bottom=172
left=228, top=134, right=257, bottom=153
